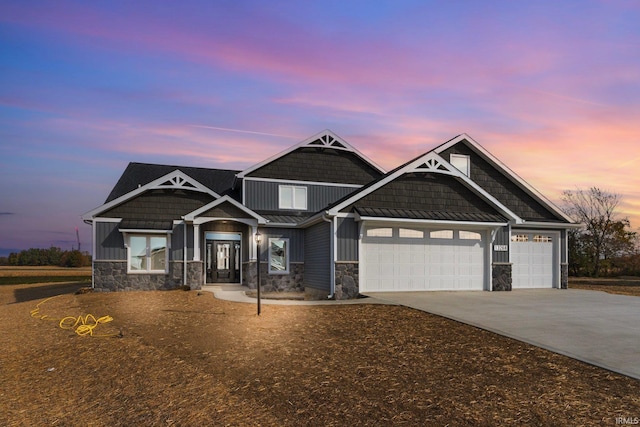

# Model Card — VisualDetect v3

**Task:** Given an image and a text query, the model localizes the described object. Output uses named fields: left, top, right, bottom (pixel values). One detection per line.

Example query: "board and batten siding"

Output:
left=245, top=180, right=358, bottom=212
left=337, top=217, right=359, bottom=261
left=492, top=225, right=510, bottom=263
left=95, top=221, right=126, bottom=260
left=258, top=227, right=305, bottom=263
left=304, top=221, right=331, bottom=291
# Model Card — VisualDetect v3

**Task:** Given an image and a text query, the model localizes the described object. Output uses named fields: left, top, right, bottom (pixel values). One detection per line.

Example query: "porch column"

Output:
left=193, top=224, right=201, bottom=261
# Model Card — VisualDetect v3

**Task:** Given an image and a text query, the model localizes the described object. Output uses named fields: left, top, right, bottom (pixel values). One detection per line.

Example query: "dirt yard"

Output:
left=1, top=282, right=639, bottom=426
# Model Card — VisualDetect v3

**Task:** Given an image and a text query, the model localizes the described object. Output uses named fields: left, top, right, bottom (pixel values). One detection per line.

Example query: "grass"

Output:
left=0, top=266, right=91, bottom=286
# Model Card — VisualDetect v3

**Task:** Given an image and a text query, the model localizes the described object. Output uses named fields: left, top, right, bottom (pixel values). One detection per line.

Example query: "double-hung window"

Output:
left=127, top=235, right=168, bottom=273
left=268, top=238, right=289, bottom=274
left=279, top=185, right=307, bottom=210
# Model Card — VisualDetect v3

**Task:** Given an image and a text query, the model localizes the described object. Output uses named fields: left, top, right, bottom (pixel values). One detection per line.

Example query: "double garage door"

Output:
left=361, top=226, right=486, bottom=292
left=511, top=232, right=556, bottom=288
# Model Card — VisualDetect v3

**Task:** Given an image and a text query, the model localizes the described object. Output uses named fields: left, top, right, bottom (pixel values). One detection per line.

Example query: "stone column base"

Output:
left=492, top=263, right=512, bottom=291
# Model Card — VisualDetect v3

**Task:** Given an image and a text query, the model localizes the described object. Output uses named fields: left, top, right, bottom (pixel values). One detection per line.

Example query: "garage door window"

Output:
left=459, top=231, right=482, bottom=240
left=511, top=234, right=528, bottom=242
left=534, top=235, right=552, bottom=243
left=399, top=228, right=424, bottom=238
left=367, top=228, right=393, bottom=237
left=430, top=230, right=453, bottom=239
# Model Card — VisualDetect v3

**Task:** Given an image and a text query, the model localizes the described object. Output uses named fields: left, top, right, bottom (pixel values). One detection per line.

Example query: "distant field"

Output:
left=0, top=266, right=91, bottom=285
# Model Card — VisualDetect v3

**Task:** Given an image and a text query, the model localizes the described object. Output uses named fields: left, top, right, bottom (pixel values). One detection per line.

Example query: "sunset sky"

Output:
left=1, top=0, right=639, bottom=256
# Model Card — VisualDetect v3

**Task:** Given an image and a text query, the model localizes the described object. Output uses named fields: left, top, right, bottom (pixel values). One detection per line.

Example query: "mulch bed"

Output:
left=1, top=283, right=639, bottom=426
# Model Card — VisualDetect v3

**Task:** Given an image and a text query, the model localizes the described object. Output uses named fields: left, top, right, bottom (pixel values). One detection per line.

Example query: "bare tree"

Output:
left=562, top=187, right=633, bottom=276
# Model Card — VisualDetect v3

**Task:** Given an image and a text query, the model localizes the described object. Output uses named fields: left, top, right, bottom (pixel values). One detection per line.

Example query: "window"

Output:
left=367, top=227, right=393, bottom=237
left=450, top=154, right=470, bottom=176
left=279, top=185, right=307, bottom=210
left=534, top=235, right=553, bottom=243
left=127, top=235, right=168, bottom=273
left=511, top=234, right=529, bottom=242
left=459, top=230, right=482, bottom=240
left=268, top=238, right=289, bottom=274
left=430, top=230, right=453, bottom=239
left=399, top=228, right=424, bottom=238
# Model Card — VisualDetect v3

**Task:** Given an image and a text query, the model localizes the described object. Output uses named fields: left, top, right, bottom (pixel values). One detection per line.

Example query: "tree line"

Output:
left=563, top=187, right=639, bottom=277
left=2, top=247, right=92, bottom=268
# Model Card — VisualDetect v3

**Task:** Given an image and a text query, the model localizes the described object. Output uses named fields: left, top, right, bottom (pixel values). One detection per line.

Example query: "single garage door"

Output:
left=511, top=232, right=555, bottom=288
left=361, top=226, right=486, bottom=292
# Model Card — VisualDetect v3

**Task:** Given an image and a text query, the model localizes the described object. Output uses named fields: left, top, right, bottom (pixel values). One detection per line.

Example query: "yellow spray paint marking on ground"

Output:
left=30, top=295, right=121, bottom=337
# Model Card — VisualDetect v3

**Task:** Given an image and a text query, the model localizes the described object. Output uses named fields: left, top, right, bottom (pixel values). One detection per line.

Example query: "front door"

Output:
left=206, top=240, right=240, bottom=283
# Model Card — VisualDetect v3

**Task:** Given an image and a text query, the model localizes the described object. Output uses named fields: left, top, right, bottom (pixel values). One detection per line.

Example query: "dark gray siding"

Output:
left=561, top=229, right=567, bottom=263
left=258, top=227, right=304, bottom=263
left=248, top=147, right=382, bottom=185
left=337, top=218, right=359, bottom=261
left=246, top=180, right=358, bottom=213
left=492, top=226, right=510, bottom=263
left=171, top=224, right=185, bottom=261
left=304, top=222, right=331, bottom=291
left=95, top=221, right=126, bottom=260
left=441, top=142, right=567, bottom=222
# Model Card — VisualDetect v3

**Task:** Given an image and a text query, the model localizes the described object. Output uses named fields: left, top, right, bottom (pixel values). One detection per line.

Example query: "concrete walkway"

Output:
left=364, top=289, right=640, bottom=380
left=201, top=284, right=392, bottom=305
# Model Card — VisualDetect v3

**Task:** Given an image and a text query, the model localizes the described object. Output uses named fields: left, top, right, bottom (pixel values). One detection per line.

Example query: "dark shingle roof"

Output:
left=106, top=162, right=239, bottom=203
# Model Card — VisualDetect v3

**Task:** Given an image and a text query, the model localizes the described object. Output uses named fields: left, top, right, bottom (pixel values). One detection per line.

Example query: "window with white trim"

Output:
left=268, top=238, right=290, bottom=274
left=450, top=154, right=470, bottom=176
left=511, top=234, right=529, bottom=242
left=534, top=235, right=552, bottom=243
left=127, top=235, right=168, bottom=273
left=279, top=185, right=307, bottom=210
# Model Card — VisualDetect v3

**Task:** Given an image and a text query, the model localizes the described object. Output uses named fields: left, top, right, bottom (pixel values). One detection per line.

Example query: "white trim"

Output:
left=124, top=233, right=170, bottom=275
left=278, top=184, right=308, bottom=210
left=183, top=195, right=267, bottom=224
left=244, top=176, right=363, bottom=189
left=236, top=129, right=386, bottom=179
left=119, top=228, right=173, bottom=234
left=512, top=221, right=582, bottom=229
left=355, top=216, right=508, bottom=229
left=82, top=170, right=220, bottom=220
left=330, top=151, right=521, bottom=223
left=434, top=134, right=574, bottom=223
left=93, top=217, right=122, bottom=223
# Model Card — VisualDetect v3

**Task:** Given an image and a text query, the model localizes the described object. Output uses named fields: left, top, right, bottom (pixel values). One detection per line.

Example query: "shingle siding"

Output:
left=246, top=180, right=358, bottom=213
left=248, top=147, right=382, bottom=185
left=304, top=222, right=331, bottom=291
left=441, top=141, right=565, bottom=222
left=101, top=190, right=214, bottom=220
left=350, top=173, right=502, bottom=216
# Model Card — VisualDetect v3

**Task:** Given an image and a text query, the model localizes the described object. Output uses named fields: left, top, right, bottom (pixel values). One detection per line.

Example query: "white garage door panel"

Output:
left=511, top=233, right=555, bottom=288
left=361, top=227, right=485, bottom=292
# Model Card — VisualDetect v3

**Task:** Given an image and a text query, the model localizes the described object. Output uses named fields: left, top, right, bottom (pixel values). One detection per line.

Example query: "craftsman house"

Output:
left=82, top=130, right=575, bottom=299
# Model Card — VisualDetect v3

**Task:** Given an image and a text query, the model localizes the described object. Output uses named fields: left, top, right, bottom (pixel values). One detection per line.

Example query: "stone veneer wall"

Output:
left=492, top=263, right=512, bottom=291
left=93, top=260, right=203, bottom=291
left=560, top=263, right=568, bottom=289
left=243, top=261, right=304, bottom=293
left=335, top=262, right=359, bottom=300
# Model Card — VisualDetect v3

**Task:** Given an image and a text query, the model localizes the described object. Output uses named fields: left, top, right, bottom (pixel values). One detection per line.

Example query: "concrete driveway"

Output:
left=364, top=289, right=640, bottom=380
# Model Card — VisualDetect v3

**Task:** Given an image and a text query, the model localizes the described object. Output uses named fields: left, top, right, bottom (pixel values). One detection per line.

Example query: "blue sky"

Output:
left=1, top=0, right=639, bottom=256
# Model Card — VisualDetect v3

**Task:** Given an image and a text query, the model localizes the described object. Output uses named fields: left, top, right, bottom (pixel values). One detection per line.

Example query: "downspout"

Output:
left=322, top=213, right=335, bottom=299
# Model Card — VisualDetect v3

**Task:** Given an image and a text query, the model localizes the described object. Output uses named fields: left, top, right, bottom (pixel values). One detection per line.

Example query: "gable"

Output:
left=106, top=163, right=238, bottom=203
left=439, top=140, right=567, bottom=222
left=247, top=147, right=382, bottom=185
left=100, top=189, right=214, bottom=220
left=196, top=201, right=255, bottom=219
left=345, top=172, right=505, bottom=220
